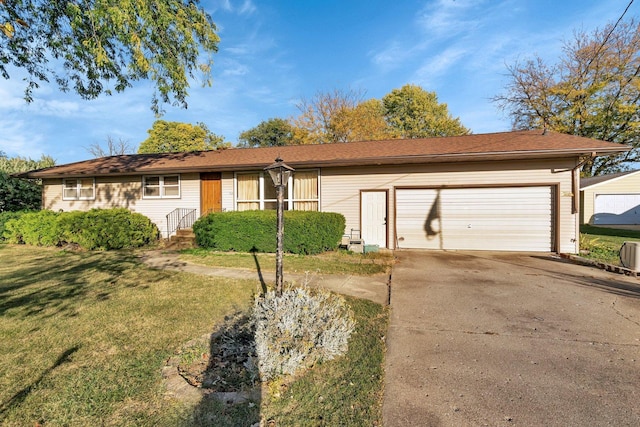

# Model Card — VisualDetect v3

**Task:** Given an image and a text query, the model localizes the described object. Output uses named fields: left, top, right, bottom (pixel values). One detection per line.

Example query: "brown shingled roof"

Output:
left=20, top=130, right=629, bottom=179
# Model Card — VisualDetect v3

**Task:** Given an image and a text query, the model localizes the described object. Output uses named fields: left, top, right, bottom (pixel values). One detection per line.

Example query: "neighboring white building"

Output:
left=580, top=170, right=640, bottom=225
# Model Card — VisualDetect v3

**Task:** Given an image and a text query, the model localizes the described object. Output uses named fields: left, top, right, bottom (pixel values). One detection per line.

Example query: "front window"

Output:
left=63, top=178, right=95, bottom=200
left=293, top=170, right=318, bottom=211
left=143, top=175, right=181, bottom=198
left=235, top=170, right=318, bottom=211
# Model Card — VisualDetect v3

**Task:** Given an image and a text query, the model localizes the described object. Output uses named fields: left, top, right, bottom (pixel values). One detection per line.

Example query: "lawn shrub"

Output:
left=58, top=208, right=159, bottom=250
left=253, top=288, right=356, bottom=381
left=3, top=210, right=62, bottom=245
left=193, top=210, right=346, bottom=255
left=283, top=211, right=345, bottom=255
left=194, top=210, right=276, bottom=252
left=0, top=210, right=32, bottom=240
left=3, top=208, right=158, bottom=249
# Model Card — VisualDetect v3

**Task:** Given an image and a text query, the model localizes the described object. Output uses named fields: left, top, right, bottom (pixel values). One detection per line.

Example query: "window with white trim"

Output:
left=63, top=178, right=95, bottom=200
left=143, top=175, right=181, bottom=198
left=235, top=170, right=319, bottom=211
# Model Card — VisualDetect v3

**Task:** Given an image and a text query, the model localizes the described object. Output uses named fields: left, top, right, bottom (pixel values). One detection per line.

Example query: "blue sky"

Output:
left=1, top=0, right=637, bottom=165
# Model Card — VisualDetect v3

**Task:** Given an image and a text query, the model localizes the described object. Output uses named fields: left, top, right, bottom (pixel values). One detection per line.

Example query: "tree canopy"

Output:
left=0, top=0, right=219, bottom=114
left=330, top=98, right=395, bottom=142
left=290, top=88, right=364, bottom=144
left=137, top=120, right=229, bottom=154
left=239, top=85, right=468, bottom=147
left=382, top=84, right=470, bottom=138
left=238, top=118, right=294, bottom=148
left=494, top=18, right=640, bottom=176
left=0, top=152, right=56, bottom=212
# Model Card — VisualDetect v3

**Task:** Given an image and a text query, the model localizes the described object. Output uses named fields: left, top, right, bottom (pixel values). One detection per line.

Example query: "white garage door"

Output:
left=396, top=187, right=553, bottom=251
left=593, top=194, right=640, bottom=225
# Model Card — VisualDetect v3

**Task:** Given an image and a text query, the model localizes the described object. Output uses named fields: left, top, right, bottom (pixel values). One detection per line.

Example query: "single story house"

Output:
left=580, top=170, right=640, bottom=225
left=20, top=130, right=627, bottom=253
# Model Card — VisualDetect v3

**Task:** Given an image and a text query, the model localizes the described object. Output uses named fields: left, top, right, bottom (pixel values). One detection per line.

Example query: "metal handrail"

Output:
left=166, top=208, right=197, bottom=238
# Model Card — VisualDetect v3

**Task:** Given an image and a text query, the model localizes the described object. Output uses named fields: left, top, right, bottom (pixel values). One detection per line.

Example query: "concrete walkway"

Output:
left=139, top=250, right=390, bottom=306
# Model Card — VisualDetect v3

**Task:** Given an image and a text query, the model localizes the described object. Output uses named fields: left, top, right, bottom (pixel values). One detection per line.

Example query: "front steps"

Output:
left=167, top=228, right=196, bottom=250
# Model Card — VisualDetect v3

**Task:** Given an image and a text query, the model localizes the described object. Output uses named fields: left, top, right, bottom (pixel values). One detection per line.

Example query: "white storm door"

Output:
left=361, top=191, right=387, bottom=247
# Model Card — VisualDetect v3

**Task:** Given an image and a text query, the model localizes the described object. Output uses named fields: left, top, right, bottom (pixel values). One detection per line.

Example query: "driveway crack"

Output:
left=612, top=299, right=640, bottom=327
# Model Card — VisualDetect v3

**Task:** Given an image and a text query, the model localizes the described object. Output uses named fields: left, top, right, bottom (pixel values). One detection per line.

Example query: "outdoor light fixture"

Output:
left=264, top=157, right=295, bottom=296
left=265, top=157, right=294, bottom=187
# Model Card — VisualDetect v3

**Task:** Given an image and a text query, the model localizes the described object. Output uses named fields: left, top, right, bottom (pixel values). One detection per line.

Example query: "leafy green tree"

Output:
left=0, top=153, right=56, bottom=212
left=331, top=98, right=395, bottom=142
left=382, top=84, right=470, bottom=138
left=290, top=88, right=365, bottom=144
left=238, top=118, right=294, bottom=147
left=494, top=19, right=640, bottom=176
left=0, top=0, right=219, bottom=114
left=137, top=120, right=230, bottom=154
left=0, top=153, right=55, bottom=174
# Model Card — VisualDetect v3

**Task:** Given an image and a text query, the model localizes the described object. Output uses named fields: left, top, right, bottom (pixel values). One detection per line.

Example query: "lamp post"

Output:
left=264, top=157, right=295, bottom=296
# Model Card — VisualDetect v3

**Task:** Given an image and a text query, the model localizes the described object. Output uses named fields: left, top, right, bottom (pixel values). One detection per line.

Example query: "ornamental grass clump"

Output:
left=253, top=288, right=355, bottom=381
left=253, top=288, right=356, bottom=381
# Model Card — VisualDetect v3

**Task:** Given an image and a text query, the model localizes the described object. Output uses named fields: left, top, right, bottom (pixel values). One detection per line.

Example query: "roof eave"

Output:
left=25, top=146, right=628, bottom=179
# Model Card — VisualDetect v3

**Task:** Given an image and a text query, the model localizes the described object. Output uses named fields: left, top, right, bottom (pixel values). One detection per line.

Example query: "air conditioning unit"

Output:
left=619, top=241, right=640, bottom=271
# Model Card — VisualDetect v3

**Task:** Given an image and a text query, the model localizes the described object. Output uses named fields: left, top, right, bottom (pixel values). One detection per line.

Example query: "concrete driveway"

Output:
left=383, top=251, right=640, bottom=426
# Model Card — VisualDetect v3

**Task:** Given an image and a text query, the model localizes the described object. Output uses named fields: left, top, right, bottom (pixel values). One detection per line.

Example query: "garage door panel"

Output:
left=593, top=194, right=640, bottom=225
left=395, top=189, right=441, bottom=249
left=396, top=187, right=552, bottom=251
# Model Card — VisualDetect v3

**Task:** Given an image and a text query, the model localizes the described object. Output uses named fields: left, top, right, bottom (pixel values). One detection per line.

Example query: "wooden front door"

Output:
left=200, top=172, right=222, bottom=215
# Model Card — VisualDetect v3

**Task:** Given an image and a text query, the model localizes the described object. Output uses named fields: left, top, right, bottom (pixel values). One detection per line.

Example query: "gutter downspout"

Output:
left=572, top=152, right=596, bottom=254
left=572, top=152, right=596, bottom=215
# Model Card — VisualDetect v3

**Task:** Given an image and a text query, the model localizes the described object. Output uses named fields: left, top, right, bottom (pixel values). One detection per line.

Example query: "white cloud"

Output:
left=28, top=99, right=82, bottom=117
left=413, top=46, right=468, bottom=86
left=416, top=0, right=483, bottom=38
left=0, top=118, right=47, bottom=159
left=238, top=0, right=256, bottom=15
left=221, top=61, right=250, bottom=76
left=209, top=0, right=255, bottom=15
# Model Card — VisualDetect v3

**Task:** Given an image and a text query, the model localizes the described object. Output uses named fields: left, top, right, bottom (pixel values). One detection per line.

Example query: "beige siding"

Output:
left=320, top=159, right=579, bottom=253
left=43, top=173, right=200, bottom=237
left=581, top=172, right=640, bottom=224
left=221, top=172, right=235, bottom=212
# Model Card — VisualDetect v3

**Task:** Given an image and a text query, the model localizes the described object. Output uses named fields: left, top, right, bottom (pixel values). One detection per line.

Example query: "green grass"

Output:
left=0, top=244, right=388, bottom=426
left=579, top=225, right=640, bottom=265
left=0, top=244, right=257, bottom=426
left=179, top=248, right=394, bottom=276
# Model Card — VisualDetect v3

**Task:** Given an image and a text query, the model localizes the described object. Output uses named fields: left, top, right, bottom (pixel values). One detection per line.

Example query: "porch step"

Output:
left=167, top=228, right=196, bottom=249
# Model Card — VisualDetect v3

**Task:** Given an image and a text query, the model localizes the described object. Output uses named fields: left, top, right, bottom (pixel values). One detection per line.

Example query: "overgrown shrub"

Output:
left=58, top=208, right=159, bottom=250
left=193, top=210, right=345, bottom=255
left=3, top=210, right=62, bottom=246
left=0, top=172, right=42, bottom=212
left=0, top=210, right=32, bottom=241
left=253, top=288, right=356, bottom=381
left=3, top=208, right=158, bottom=249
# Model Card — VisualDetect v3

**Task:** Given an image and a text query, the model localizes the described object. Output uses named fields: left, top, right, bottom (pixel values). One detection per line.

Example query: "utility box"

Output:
left=364, top=244, right=379, bottom=254
left=619, top=241, right=640, bottom=270
left=348, top=240, right=364, bottom=253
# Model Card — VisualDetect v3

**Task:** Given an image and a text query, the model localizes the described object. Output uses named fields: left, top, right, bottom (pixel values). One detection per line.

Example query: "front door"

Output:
left=361, top=190, right=388, bottom=248
left=200, top=172, right=222, bottom=215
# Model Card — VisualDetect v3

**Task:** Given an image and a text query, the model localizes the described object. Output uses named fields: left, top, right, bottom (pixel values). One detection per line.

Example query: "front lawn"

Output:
left=579, top=225, right=640, bottom=265
left=0, top=245, right=387, bottom=426
left=179, top=247, right=394, bottom=276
